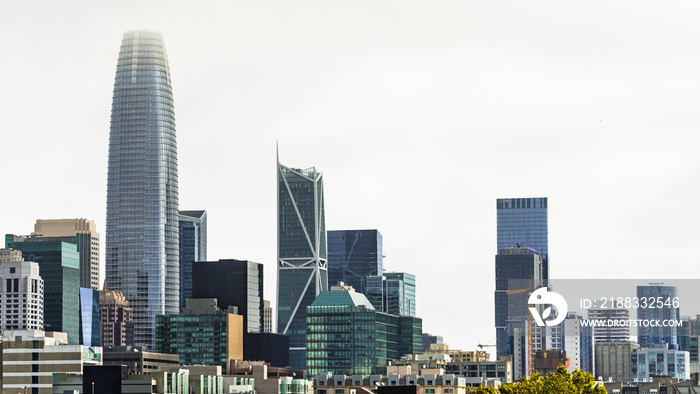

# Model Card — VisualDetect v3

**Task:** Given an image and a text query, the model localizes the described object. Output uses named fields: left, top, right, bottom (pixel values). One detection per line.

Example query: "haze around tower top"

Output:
left=2, top=0, right=699, bottom=352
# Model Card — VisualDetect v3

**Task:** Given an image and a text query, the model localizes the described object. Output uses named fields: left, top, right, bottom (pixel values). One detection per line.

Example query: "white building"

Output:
left=631, top=344, right=690, bottom=382
left=0, top=249, right=44, bottom=331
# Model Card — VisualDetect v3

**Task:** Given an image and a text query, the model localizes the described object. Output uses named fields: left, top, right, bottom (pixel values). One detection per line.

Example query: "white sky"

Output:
left=2, top=1, right=700, bottom=352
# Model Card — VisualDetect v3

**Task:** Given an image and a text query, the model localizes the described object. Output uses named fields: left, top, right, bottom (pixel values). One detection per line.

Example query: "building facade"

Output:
left=99, top=280, right=134, bottom=347
left=306, top=287, right=422, bottom=376
left=587, top=308, right=631, bottom=343
left=79, top=287, right=101, bottom=347
left=595, top=341, right=640, bottom=383
left=192, top=259, right=263, bottom=333
left=365, top=272, right=416, bottom=317
left=0, top=251, right=44, bottom=331
left=496, top=197, right=549, bottom=281
left=106, top=30, right=180, bottom=350
left=327, top=229, right=383, bottom=294
left=5, top=236, right=80, bottom=344
left=631, top=344, right=690, bottom=382
left=277, top=156, right=328, bottom=369
left=32, top=218, right=100, bottom=290
left=637, top=284, right=680, bottom=349
left=263, top=300, right=273, bottom=333
left=178, top=210, right=207, bottom=311
left=155, top=298, right=244, bottom=374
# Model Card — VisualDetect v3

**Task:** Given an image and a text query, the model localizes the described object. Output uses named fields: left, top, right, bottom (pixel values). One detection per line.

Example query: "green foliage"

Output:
left=474, top=366, right=605, bottom=394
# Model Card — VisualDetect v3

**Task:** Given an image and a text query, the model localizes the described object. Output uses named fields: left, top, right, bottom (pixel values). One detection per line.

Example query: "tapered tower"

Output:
left=106, top=30, right=179, bottom=349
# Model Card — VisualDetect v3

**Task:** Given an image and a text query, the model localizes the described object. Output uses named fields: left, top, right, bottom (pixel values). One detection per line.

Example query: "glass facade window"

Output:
left=179, top=210, right=207, bottom=311
left=106, top=30, right=180, bottom=350
left=637, top=285, right=680, bottom=349
left=365, top=272, right=416, bottom=317
left=496, top=197, right=548, bottom=280
left=327, top=230, right=383, bottom=294
left=277, top=157, right=328, bottom=369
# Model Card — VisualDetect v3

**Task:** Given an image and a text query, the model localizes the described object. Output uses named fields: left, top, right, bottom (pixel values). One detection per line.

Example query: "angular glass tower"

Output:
left=496, top=197, right=549, bottom=280
left=327, top=229, right=383, bottom=294
left=277, top=150, right=328, bottom=369
left=179, top=210, right=207, bottom=311
left=106, top=30, right=179, bottom=349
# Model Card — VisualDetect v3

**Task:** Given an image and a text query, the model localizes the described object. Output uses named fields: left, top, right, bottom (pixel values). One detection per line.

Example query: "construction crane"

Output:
left=477, top=343, right=496, bottom=349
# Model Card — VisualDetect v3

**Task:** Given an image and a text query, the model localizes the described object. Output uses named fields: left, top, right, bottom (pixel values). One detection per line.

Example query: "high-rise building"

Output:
left=263, top=300, right=273, bottom=333
left=587, top=308, right=630, bottom=342
left=32, top=219, right=100, bottom=290
left=496, top=197, right=549, bottom=280
left=305, top=286, right=422, bottom=376
left=277, top=154, right=328, bottom=369
left=192, top=259, right=263, bottom=333
left=494, top=246, right=543, bottom=378
left=0, top=250, right=44, bottom=331
left=365, top=272, right=416, bottom=317
left=99, top=279, right=133, bottom=347
left=79, top=287, right=101, bottom=347
left=327, top=229, right=383, bottom=294
left=179, top=210, right=207, bottom=311
left=595, top=341, right=640, bottom=383
left=6, top=236, right=81, bottom=344
left=156, top=298, right=243, bottom=374
left=106, top=30, right=180, bottom=349
left=637, top=284, right=680, bottom=349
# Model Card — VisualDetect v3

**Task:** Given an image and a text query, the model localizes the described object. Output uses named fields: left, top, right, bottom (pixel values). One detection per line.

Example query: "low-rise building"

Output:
left=314, top=372, right=467, bottom=394
left=229, top=361, right=309, bottom=394
left=631, top=344, right=690, bottom=382
left=101, top=346, right=179, bottom=374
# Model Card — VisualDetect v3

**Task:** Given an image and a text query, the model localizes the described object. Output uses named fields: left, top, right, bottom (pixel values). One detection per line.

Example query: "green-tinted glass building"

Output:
left=277, top=151, right=328, bottom=370
left=306, top=289, right=421, bottom=376
left=6, top=235, right=80, bottom=344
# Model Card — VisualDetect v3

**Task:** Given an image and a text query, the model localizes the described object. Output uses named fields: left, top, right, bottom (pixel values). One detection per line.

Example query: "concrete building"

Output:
left=178, top=210, right=207, bottom=311
left=230, top=361, right=310, bottom=394
left=544, top=312, right=594, bottom=373
left=53, top=366, right=193, bottom=394
left=0, top=250, right=44, bottom=331
left=631, top=344, right=690, bottom=382
left=306, top=287, right=422, bottom=375
left=327, top=229, right=383, bottom=295
left=277, top=156, right=329, bottom=370
left=366, top=272, right=416, bottom=317
left=1, top=330, right=102, bottom=394
left=533, top=349, right=567, bottom=376
left=587, top=308, right=631, bottom=342
left=155, top=298, right=244, bottom=373
left=263, top=300, right=273, bottom=333
left=101, top=346, right=180, bottom=374
left=595, top=341, right=640, bottom=382
left=32, top=218, right=100, bottom=290
left=99, top=280, right=133, bottom=346
left=5, top=236, right=80, bottom=344
left=313, top=371, right=468, bottom=394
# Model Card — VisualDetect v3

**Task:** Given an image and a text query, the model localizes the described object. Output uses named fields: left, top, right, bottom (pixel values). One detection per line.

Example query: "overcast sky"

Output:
left=2, top=1, right=700, bottom=352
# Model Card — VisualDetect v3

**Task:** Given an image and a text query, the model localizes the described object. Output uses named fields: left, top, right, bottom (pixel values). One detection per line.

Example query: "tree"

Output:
left=494, top=366, right=605, bottom=394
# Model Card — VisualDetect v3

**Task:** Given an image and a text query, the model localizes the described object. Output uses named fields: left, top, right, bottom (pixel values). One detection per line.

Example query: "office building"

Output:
left=494, top=246, right=543, bottom=368
left=101, top=347, right=180, bottom=374
left=595, top=341, right=640, bottom=382
left=0, top=250, right=44, bottom=331
left=243, top=332, right=290, bottom=368
left=422, top=333, right=444, bottom=352
left=155, top=298, right=243, bottom=374
left=80, top=287, right=101, bottom=347
left=543, top=312, right=593, bottom=373
left=327, top=229, right=383, bottom=294
left=496, top=197, right=549, bottom=280
left=637, top=284, right=680, bottom=349
left=277, top=155, right=328, bottom=369
left=587, top=308, right=630, bottom=342
left=6, top=236, right=80, bottom=344
left=99, top=280, right=133, bottom=346
left=106, top=30, right=180, bottom=350
left=179, top=210, right=207, bottom=311
left=631, top=344, right=690, bottom=382
left=32, top=218, right=100, bottom=290
left=1, top=330, right=102, bottom=394
left=306, top=286, right=422, bottom=376
left=192, top=259, right=262, bottom=333
left=230, top=361, right=311, bottom=394
left=366, top=272, right=416, bottom=317
left=263, top=300, right=273, bottom=333
left=314, top=372, right=469, bottom=394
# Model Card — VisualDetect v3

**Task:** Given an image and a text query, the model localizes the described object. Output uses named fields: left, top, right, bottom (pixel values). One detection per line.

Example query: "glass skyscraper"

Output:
left=277, top=153, right=328, bottom=369
left=497, top=197, right=549, bottom=280
left=365, top=272, right=416, bottom=317
left=637, top=284, right=680, bottom=349
left=327, top=229, right=383, bottom=294
left=106, top=30, right=179, bottom=349
left=179, top=210, right=207, bottom=311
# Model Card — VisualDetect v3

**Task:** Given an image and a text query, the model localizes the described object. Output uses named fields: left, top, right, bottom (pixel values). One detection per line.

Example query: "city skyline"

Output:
left=3, top=1, right=700, bottom=352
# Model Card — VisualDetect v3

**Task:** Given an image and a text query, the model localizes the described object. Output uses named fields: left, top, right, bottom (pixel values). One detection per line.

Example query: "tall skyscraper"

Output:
left=99, top=280, right=133, bottom=347
left=179, top=210, right=207, bottom=311
left=32, top=219, right=100, bottom=290
left=277, top=152, right=328, bottom=369
left=327, top=229, right=383, bottom=294
left=106, top=30, right=179, bottom=349
left=637, top=284, right=680, bottom=349
left=496, top=197, right=549, bottom=280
